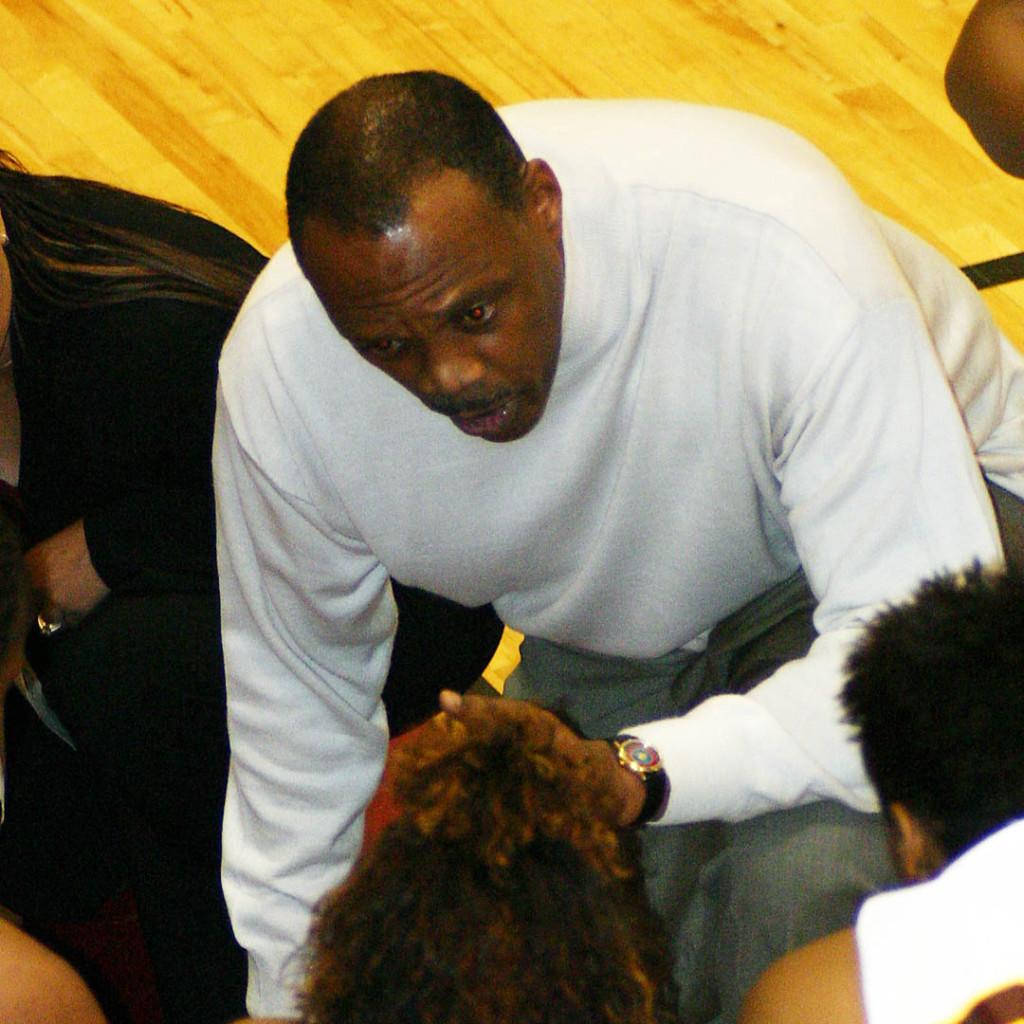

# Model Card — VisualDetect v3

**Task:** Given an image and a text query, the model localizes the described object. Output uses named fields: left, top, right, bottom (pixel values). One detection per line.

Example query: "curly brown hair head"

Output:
left=300, top=704, right=678, bottom=1024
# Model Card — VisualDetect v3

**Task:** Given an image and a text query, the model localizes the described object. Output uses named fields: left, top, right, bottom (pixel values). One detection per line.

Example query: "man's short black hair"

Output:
left=285, top=71, right=527, bottom=247
left=842, top=567, right=1024, bottom=860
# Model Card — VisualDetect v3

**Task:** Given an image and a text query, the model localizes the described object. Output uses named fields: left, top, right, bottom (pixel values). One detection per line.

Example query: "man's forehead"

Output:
left=304, top=169, right=509, bottom=248
left=301, top=186, right=518, bottom=312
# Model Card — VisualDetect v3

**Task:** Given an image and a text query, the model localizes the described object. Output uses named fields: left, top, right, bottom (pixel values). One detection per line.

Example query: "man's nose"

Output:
left=421, top=336, right=486, bottom=396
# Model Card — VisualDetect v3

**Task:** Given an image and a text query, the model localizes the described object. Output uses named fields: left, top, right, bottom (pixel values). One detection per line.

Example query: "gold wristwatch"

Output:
left=609, top=734, right=669, bottom=826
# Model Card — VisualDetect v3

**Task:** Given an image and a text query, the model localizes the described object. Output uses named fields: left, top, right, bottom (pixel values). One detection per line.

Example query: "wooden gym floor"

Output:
left=1, top=0, right=1022, bottom=347
left=2, top=0, right=1019, bottom=687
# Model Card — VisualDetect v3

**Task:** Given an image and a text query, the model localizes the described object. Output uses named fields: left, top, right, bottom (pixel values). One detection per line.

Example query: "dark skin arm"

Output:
left=24, top=519, right=109, bottom=627
left=0, top=918, right=108, bottom=1024
left=946, top=0, right=1024, bottom=176
left=739, top=927, right=866, bottom=1024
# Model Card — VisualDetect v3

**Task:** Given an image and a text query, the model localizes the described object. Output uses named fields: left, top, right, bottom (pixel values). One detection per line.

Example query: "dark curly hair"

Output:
left=286, top=71, right=526, bottom=247
left=842, top=566, right=1024, bottom=861
left=300, top=705, right=678, bottom=1024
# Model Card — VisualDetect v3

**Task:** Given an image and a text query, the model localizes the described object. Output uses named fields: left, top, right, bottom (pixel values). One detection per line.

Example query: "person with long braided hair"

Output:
left=0, top=149, right=504, bottom=1024
left=0, top=151, right=266, bottom=1024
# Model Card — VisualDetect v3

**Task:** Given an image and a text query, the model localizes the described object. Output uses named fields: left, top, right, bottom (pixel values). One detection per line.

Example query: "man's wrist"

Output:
left=606, top=734, right=670, bottom=827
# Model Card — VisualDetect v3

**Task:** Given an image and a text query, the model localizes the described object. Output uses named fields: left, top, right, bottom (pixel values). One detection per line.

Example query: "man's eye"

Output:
left=362, top=338, right=404, bottom=357
left=461, top=303, right=494, bottom=327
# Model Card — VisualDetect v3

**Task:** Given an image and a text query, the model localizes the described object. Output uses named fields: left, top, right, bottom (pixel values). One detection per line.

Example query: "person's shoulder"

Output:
left=222, top=242, right=319, bottom=350
left=237, top=242, right=308, bottom=305
left=61, top=179, right=264, bottom=265
left=216, top=242, right=357, bottom=442
left=498, top=96, right=799, bottom=145
left=497, top=97, right=874, bottom=275
left=498, top=97, right=845, bottom=190
left=0, top=918, right=107, bottom=1024
left=739, top=927, right=865, bottom=1024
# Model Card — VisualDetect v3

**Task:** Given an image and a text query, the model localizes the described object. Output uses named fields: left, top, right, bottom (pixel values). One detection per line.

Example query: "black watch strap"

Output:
left=607, top=734, right=670, bottom=827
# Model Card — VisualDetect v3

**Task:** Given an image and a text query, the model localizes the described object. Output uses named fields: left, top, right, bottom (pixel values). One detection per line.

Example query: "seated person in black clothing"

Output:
left=279, top=696, right=678, bottom=1024
left=0, top=507, right=107, bottom=1024
left=739, top=568, right=1024, bottom=1024
left=0, top=150, right=502, bottom=1024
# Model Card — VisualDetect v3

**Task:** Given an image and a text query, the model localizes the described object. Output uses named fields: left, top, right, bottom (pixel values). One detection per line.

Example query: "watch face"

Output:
left=617, top=736, right=662, bottom=774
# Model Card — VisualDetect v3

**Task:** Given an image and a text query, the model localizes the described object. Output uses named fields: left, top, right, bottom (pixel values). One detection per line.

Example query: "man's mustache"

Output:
left=423, top=389, right=513, bottom=417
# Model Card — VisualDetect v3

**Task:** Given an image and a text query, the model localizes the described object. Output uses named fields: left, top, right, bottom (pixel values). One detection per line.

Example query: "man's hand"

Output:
left=438, top=689, right=647, bottom=827
left=24, top=520, right=110, bottom=629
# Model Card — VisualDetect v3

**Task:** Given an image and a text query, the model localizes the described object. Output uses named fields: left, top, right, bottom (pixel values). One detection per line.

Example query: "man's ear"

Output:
left=522, top=159, right=562, bottom=243
left=889, top=802, right=947, bottom=882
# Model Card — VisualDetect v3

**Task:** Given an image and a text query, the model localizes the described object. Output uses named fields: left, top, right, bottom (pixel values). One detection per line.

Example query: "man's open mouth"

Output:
left=451, top=401, right=511, bottom=438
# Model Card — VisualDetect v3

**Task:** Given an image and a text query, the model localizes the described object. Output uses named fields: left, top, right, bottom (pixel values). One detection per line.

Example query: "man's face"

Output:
left=298, top=162, right=565, bottom=442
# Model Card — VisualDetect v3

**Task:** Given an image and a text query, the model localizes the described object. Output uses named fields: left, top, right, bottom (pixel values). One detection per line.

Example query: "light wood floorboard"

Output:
left=2, top=0, right=1022, bottom=338
left=3, top=0, right=1022, bottom=683
left=0, top=0, right=1019, bottom=331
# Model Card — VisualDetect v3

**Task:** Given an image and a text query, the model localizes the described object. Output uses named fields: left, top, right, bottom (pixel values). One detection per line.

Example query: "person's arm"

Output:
left=24, top=518, right=110, bottom=624
left=441, top=220, right=1006, bottom=830
left=630, top=234, right=1005, bottom=825
left=213, top=382, right=394, bottom=1019
left=82, top=485, right=218, bottom=589
left=0, top=918, right=107, bottom=1024
left=946, top=0, right=1024, bottom=176
left=53, top=188, right=267, bottom=596
left=20, top=294, right=238, bottom=628
left=739, top=927, right=865, bottom=1024
left=77, top=298, right=237, bottom=590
